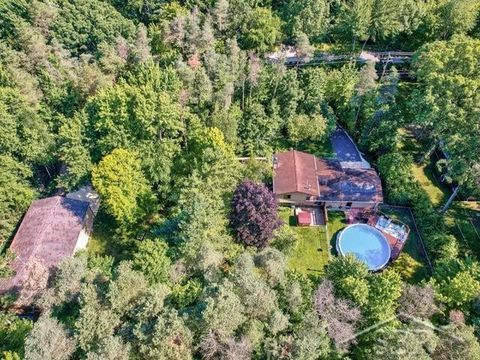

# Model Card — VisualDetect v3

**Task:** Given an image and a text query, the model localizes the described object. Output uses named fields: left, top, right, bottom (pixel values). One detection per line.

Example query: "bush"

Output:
left=390, top=253, right=422, bottom=281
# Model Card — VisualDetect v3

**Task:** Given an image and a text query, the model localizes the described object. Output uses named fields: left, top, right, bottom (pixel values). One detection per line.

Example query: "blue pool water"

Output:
left=337, top=224, right=391, bottom=271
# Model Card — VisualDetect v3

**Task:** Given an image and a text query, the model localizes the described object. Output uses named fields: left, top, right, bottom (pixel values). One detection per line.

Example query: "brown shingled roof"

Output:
left=273, top=151, right=319, bottom=196
left=0, top=196, right=90, bottom=304
left=273, top=150, right=383, bottom=203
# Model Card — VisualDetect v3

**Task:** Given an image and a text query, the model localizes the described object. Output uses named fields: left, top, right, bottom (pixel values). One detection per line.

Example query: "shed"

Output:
left=0, top=196, right=94, bottom=305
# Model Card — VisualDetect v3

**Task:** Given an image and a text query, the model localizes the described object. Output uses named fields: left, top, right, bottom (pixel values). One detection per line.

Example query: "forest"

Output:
left=1, top=0, right=480, bottom=359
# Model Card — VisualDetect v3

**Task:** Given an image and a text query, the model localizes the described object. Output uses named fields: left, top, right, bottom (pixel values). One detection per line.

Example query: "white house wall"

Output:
left=74, top=228, right=89, bottom=253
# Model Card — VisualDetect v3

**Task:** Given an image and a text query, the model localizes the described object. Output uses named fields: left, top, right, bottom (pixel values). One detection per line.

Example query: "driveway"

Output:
left=330, top=127, right=363, bottom=162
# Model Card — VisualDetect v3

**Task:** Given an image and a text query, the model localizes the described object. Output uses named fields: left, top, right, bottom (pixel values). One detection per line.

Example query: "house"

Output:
left=0, top=196, right=94, bottom=305
left=273, top=150, right=383, bottom=210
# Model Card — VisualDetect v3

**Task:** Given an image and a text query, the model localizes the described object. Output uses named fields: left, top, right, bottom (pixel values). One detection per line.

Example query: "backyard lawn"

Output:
left=398, top=127, right=452, bottom=206
left=411, top=164, right=450, bottom=206
left=279, top=208, right=348, bottom=275
left=279, top=207, right=331, bottom=274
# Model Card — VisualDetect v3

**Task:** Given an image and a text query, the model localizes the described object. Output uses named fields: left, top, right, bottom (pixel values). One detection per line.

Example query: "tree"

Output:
left=281, top=0, right=330, bottom=42
left=132, top=239, right=171, bottom=285
left=92, top=148, right=156, bottom=226
left=24, top=316, right=76, bottom=360
left=437, top=0, right=480, bottom=39
left=239, top=103, right=279, bottom=156
left=398, top=284, right=438, bottom=319
left=230, top=181, right=282, bottom=249
left=271, top=225, right=299, bottom=256
left=51, top=0, right=136, bottom=56
left=433, top=321, right=480, bottom=360
left=333, top=0, right=424, bottom=43
left=122, top=287, right=193, bottom=360
left=364, top=270, right=402, bottom=323
left=325, top=255, right=370, bottom=306
left=200, top=280, right=246, bottom=340
left=411, top=36, right=480, bottom=210
left=239, top=7, right=281, bottom=53
left=231, top=253, right=280, bottom=321
left=291, top=311, right=331, bottom=359
left=0, top=313, right=32, bottom=359
left=433, top=259, right=480, bottom=314
left=313, top=280, right=362, bottom=350
left=390, top=253, right=423, bottom=281
left=287, top=113, right=328, bottom=146
left=56, top=112, right=92, bottom=190
left=130, top=24, right=151, bottom=64
left=360, top=323, right=438, bottom=360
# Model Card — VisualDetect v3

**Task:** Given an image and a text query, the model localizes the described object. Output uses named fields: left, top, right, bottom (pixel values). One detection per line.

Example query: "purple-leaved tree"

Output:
left=230, top=181, right=282, bottom=249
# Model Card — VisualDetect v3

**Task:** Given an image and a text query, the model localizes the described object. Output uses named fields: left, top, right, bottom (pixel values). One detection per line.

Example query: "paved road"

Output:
left=330, top=127, right=363, bottom=162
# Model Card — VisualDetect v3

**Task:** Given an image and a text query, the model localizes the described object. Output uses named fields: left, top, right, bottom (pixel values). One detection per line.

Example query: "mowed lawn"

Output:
left=411, top=163, right=450, bottom=206
left=279, top=208, right=343, bottom=275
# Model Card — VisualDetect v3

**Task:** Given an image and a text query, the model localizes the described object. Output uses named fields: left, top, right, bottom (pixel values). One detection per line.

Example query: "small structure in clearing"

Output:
left=0, top=196, right=94, bottom=306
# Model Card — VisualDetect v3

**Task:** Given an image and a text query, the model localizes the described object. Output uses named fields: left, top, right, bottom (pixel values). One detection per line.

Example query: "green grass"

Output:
left=398, top=127, right=451, bottom=206
left=445, top=202, right=480, bottom=257
left=411, top=164, right=450, bottom=206
left=326, top=211, right=348, bottom=253
left=378, top=205, right=430, bottom=282
left=279, top=208, right=330, bottom=275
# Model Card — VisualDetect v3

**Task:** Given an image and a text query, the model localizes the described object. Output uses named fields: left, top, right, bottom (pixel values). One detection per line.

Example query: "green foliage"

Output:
left=200, top=280, right=246, bottom=340
left=132, top=239, right=171, bottom=285
left=280, top=0, right=330, bottom=42
left=0, top=155, right=35, bottom=250
left=92, top=148, right=157, bottom=226
left=239, top=103, right=279, bottom=155
left=411, top=35, right=480, bottom=189
left=51, top=0, right=136, bottom=56
left=24, top=316, right=76, bottom=360
left=56, top=112, right=92, bottom=190
left=0, top=313, right=32, bottom=358
left=0, top=251, right=15, bottom=279
left=390, top=252, right=423, bottom=281
left=433, top=258, right=480, bottom=313
left=287, top=113, right=329, bottom=146
left=271, top=225, right=299, bottom=256
left=238, top=7, right=281, bottom=53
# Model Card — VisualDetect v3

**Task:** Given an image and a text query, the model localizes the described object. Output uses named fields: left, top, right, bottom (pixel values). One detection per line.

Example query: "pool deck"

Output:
left=345, top=209, right=409, bottom=260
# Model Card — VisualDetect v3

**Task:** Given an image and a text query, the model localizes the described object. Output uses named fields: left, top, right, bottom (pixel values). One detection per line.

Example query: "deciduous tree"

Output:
left=230, top=181, right=282, bottom=249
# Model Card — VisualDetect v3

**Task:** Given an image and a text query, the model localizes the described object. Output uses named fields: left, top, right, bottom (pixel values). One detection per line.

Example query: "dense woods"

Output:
left=1, top=0, right=480, bottom=359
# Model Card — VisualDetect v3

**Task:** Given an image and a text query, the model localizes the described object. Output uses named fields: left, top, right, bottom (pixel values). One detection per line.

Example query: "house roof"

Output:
left=273, top=151, right=319, bottom=196
left=0, top=196, right=90, bottom=300
left=273, top=150, right=383, bottom=203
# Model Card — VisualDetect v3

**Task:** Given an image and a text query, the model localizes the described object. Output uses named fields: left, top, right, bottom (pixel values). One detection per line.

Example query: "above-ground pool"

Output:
left=336, top=224, right=391, bottom=271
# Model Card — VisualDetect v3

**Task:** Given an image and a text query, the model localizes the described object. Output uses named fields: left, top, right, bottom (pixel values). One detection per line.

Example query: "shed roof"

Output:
left=0, top=196, right=90, bottom=301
